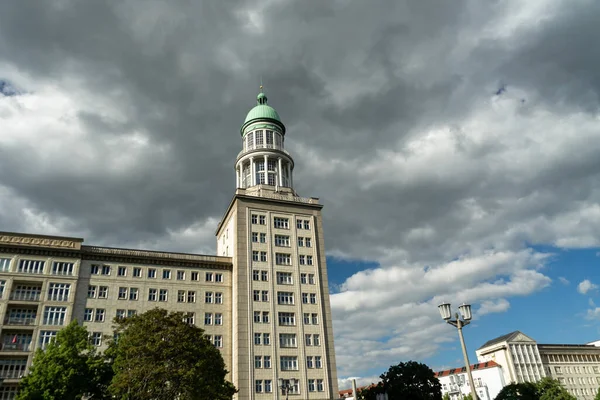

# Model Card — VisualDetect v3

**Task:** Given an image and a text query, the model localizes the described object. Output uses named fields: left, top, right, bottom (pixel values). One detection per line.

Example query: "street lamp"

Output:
left=438, top=302, right=478, bottom=400
left=278, top=378, right=298, bottom=400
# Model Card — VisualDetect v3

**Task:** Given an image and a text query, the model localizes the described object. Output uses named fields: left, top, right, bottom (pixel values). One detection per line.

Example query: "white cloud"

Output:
left=586, top=307, right=600, bottom=321
left=577, top=280, right=598, bottom=295
left=558, top=277, right=570, bottom=285
left=477, top=299, right=511, bottom=317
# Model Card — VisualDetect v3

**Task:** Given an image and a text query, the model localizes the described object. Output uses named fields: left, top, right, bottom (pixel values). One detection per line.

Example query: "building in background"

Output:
left=435, top=361, right=505, bottom=400
left=476, top=331, right=600, bottom=400
left=0, top=89, right=339, bottom=400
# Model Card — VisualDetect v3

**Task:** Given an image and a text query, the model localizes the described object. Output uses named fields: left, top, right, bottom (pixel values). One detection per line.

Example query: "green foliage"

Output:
left=494, top=378, right=575, bottom=400
left=594, top=387, right=600, bottom=400
left=536, top=377, right=575, bottom=400
left=107, top=308, right=237, bottom=400
left=463, top=394, right=474, bottom=400
left=360, top=361, right=442, bottom=400
left=442, top=393, right=451, bottom=400
left=16, top=320, right=111, bottom=400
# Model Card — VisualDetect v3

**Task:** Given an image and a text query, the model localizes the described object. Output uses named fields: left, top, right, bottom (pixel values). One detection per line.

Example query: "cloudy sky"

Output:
left=2, top=0, right=600, bottom=389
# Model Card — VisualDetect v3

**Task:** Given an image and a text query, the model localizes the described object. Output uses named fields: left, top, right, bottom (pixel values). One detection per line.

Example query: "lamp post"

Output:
left=278, top=378, right=298, bottom=400
left=438, top=302, right=478, bottom=400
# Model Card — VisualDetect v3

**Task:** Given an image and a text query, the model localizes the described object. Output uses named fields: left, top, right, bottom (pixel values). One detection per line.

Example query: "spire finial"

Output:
left=260, top=76, right=264, bottom=93
left=257, top=78, right=267, bottom=105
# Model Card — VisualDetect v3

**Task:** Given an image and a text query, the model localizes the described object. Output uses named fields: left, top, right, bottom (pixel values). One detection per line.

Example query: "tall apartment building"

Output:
left=476, top=331, right=600, bottom=400
left=0, top=89, right=338, bottom=400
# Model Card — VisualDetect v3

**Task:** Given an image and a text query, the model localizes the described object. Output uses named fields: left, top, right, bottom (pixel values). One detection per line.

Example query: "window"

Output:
left=277, top=272, right=293, bottom=285
left=304, top=313, right=310, bottom=324
left=177, top=270, right=185, bottom=280
left=317, top=379, right=324, bottom=391
left=129, top=288, right=138, bottom=300
left=279, top=333, right=297, bottom=348
left=215, top=273, right=223, bottom=282
left=91, top=264, right=100, bottom=274
left=252, top=251, right=259, bottom=262
left=310, top=293, right=317, bottom=304
left=117, top=266, right=127, bottom=276
left=215, top=292, right=223, bottom=304
left=255, top=380, right=263, bottom=393
left=101, top=265, right=111, bottom=275
left=274, top=217, right=289, bottom=229
left=39, top=331, right=57, bottom=349
left=187, top=291, right=196, bottom=303
left=251, top=214, right=258, bottom=224
left=314, top=334, right=321, bottom=346
left=184, top=312, right=194, bottom=325
left=47, top=283, right=70, bottom=301
left=127, top=310, right=137, bottom=317
left=133, top=267, right=142, bottom=277
left=98, top=286, right=108, bottom=299
left=116, top=309, right=126, bottom=319
left=260, top=251, right=267, bottom=262
left=261, top=290, right=268, bottom=302
left=18, top=259, right=45, bottom=274
left=259, top=215, right=266, bottom=225
left=191, top=272, right=199, bottom=281
left=260, top=233, right=266, bottom=243
left=162, top=269, right=171, bottom=279
left=276, top=253, right=291, bottom=265
left=252, top=232, right=259, bottom=242
left=88, top=285, right=97, bottom=298
left=0, top=280, right=4, bottom=299
left=206, top=272, right=214, bottom=282
left=297, top=220, right=303, bottom=229
left=118, top=287, right=128, bottom=300
left=253, top=290, right=260, bottom=301
left=0, top=258, right=11, bottom=272
left=275, top=235, right=290, bottom=247
left=262, top=312, right=269, bottom=323
left=304, top=220, right=310, bottom=230
left=301, top=273, right=307, bottom=284
left=298, top=237, right=304, bottom=247
left=307, top=255, right=313, bottom=265
left=309, top=274, right=316, bottom=284
left=277, top=291, right=294, bottom=305
left=309, top=379, right=316, bottom=392
left=306, top=238, right=312, bottom=247
left=205, top=292, right=213, bottom=303
left=555, top=366, right=562, bottom=374
left=265, top=379, right=272, bottom=393
left=215, top=313, right=223, bottom=325
left=280, top=356, right=298, bottom=370
left=261, top=271, right=268, bottom=281
left=253, top=270, right=260, bottom=281
left=315, top=356, right=322, bottom=368
left=44, top=306, right=67, bottom=325
left=205, top=313, right=213, bottom=325
left=84, top=308, right=93, bottom=322
left=90, top=332, right=102, bottom=346
left=52, top=262, right=74, bottom=275
left=305, top=334, right=312, bottom=346
left=312, top=313, right=319, bottom=324
left=302, top=293, right=309, bottom=304
left=255, top=356, right=262, bottom=368
left=278, top=312, right=295, bottom=326
left=254, top=333, right=261, bottom=345
left=148, top=268, right=156, bottom=278
left=178, top=290, right=186, bottom=302
left=148, top=288, right=157, bottom=301
left=299, top=255, right=305, bottom=265
left=213, top=335, right=222, bottom=348
left=263, top=355, right=271, bottom=368
left=159, top=289, right=168, bottom=302
left=94, top=309, right=105, bottom=322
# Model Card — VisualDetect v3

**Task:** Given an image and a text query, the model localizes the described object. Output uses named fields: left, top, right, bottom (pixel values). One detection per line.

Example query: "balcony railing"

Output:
left=4, top=317, right=36, bottom=326
left=0, top=343, right=32, bottom=352
left=0, top=369, right=27, bottom=379
left=9, top=293, right=41, bottom=301
left=237, top=143, right=291, bottom=160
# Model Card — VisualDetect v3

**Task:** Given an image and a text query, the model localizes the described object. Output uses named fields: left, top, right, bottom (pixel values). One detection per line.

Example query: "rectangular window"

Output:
left=94, top=309, right=105, bottom=322
left=306, top=238, right=312, bottom=247
left=261, top=290, right=268, bottom=302
left=116, top=309, right=126, bottom=320
left=264, top=355, right=271, bottom=368
left=276, top=272, right=293, bottom=285
left=299, top=255, right=305, bottom=265
left=298, top=237, right=304, bottom=247
left=133, top=267, right=142, bottom=277
left=255, top=356, right=262, bottom=368
left=310, top=293, right=317, bottom=304
left=98, top=286, right=108, bottom=299
left=275, top=235, right=290, bottom=247
left=101, top=265, right=111, bottom=275
left=253, top=290, right=260, bottom=301
left=263, top=333, right=270, bottom=345
left=91, top=264, right=100, bottom=274
left=10, top=286, right=39, bottom=302
left=280, top=356, right=298, bottom=371
left=276, top=253, right=291, bottom=265
left=304, top=220, right=310, bottom=230
left=309, top=379, right=316, bottom=392
left=178, top=290, right=186, bottom=303
left=260, top=251, right=267, bottom=262
left=206, top=272, right=214, bottom=282
left=215, top=292, right=223, bottom=304
left=252, top=232, right=259, bottom=242
left=305, top=334, right=312, bottom=346
left=148, top=268, right=156, bottom=278
left=184, top=312, right=194, bottom=325
left=307, top=255, right=313, bottom=265
left=274, top=217, right=289, bottom=229
left=254, top=311, right=261, bottom=323
left=315, top=356, right=322, bottom=368
left=47, top=283, right=70, bottom=301
left=0, top=280, right=5, bottom=299
left=90, top=332, right=102, bottom=346
left=148, top=289, right=157, bottom=301
left=260, top=233, right=267, bottom=243
left=177, top=270, right=185, bottom=280
left=262, top=312, right=269, bottom=323
left=309, top=274, right=316, bottom=284
left=259, top=215, right=266, bottom=225
left=39, top=331, right=57, bottom=349
left=251, top=214, right=258, bottom=224
left=205, top=313, right=213, bottom=325
left=84, top=308, right=93, bottom=322
left=279, top=333, right=297, bottom=348
left=314, top=334, right=321, bottom=346
left=215, top=313, right=223, bottom=325
left=213, top=335, right=222, bottom=348
left=261, top=271, right=268, bottom=281
left=278, top=312, right=295, bottom=326
left=215, top=273, right=223, bottom=282
left=254, top=333, right=261, bottom=345
left=265, top=379, right=272, bottom=393
left=255, top=380, right=263, bottom=393
left=277, top=291, right=294, bottom=305
left=127, top=310, right=137, bottom=317
left=252, top=251, right=259, bottom=262
left=304, top=313, right=310, bottom=324
left=317, top=379, right=324, bottom=391
left=44, top=306, right=67, bottom=325
left=87, top=285, right=97, bottom=298
left=159, top=289, right=168, bottom=302
left=205, top=292, right=213, bottom=303
left=118, top=287, right=128, bottom=300
left=162, top=269, right=171, bottom=279
left=301, top=273, right=307, bottom=284
left=52, top=262, right=74, bottom=275
left=0, top=258, right=11, bottom=272
left=253, top=270, right=260, bottom=281
left=191, top=272, right=199, bottom=281
left=117, top=266, right=127, bottom=276
left=18, top=259, right=45, bottom=274
left=187, top=291, right=196, bottom=303
left=297, top=220, right=303, bottom=229
left=312, top=313, right=319, bottom=325
left=129, top=288, right=138, bottom=301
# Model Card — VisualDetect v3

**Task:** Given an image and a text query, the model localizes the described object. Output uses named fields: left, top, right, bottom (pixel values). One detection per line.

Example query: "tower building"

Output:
left=0, top=89, right=338, bottom=400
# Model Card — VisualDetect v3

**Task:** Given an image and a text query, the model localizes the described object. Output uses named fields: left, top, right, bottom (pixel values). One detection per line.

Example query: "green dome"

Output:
left=241, top=91, right=286, bottom=135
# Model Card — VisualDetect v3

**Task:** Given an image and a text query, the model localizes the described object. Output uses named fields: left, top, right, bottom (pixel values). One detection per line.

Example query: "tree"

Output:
left=442, top=394, right=451, bottom=400
left=536, top=377, right=575, bottom=400
left=494, top=382, right=538, bottom=400
left=107, top=308, right=237, bottom=400
left=594, top=387, right=600, bottom=400
left=361, top=361, right=442, bottom=400
left=16, top=320, right=112, bottom=400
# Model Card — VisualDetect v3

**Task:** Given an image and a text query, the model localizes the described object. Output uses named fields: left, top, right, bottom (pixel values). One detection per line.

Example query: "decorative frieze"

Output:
left=0, top=234, right=81, bottom=250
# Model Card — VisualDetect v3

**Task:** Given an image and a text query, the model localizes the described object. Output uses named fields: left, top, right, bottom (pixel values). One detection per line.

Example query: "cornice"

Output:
left=0, top=233, right=82, bottom=250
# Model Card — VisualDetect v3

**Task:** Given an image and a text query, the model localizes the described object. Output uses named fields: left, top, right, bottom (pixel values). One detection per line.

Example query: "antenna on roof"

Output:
left=260, top=76, right=264, bottom=93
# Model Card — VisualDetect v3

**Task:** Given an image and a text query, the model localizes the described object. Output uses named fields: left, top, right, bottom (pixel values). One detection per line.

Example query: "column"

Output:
left=264, top=155, right=268, bottom=185
left=236, top=165, right=240, bottom=188
left=278, top=158, right=283, bottom=187
left=250, top=157, right=255, bottom=187
left=287, top=163, right=292, bottom=188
